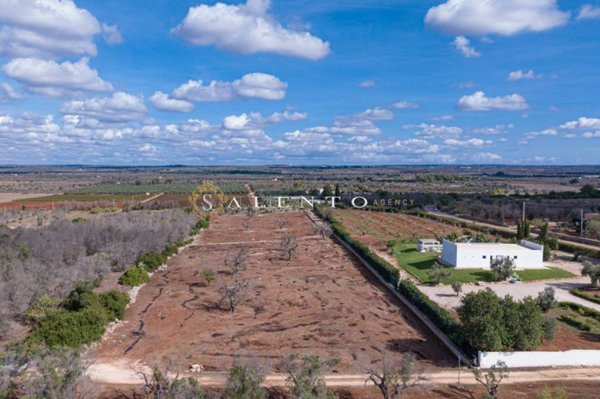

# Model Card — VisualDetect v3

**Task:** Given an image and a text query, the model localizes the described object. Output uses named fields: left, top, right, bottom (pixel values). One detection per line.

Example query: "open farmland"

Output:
left=91, top=211, right=454, bottom=372
left=332, top=209, right=464, bottom=252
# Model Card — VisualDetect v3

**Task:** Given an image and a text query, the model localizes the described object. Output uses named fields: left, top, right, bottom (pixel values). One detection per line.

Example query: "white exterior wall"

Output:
left=441, top=240, right=458, bottom=266
left=441, top=240, right=544, bottom=269
left=479, top=350, right=600, bottom=368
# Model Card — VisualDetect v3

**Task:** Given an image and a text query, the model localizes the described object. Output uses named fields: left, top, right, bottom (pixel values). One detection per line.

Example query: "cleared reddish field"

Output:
left=333, top=209, right=463, bottom=252
left=92, top=211, right=454, bottom=372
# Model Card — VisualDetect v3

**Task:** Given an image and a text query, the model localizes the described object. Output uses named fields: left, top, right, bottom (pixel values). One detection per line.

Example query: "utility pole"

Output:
left=581, top=208, right=585, bottom=238
left=522, top=201, right=526, bottom=222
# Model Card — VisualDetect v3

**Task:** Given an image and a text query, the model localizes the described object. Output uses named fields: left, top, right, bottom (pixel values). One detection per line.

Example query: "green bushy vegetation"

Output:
left=118, top=266, right=150, bottom=286
left=458, top=289, right=547, bottom=351
left=26, top=283, right=129, bottom=348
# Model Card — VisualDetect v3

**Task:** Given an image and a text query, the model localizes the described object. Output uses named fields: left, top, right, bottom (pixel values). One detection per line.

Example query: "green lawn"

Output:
left=516, top=268, right=575, bottom=281
left=392, top=243, right=575, bottom=285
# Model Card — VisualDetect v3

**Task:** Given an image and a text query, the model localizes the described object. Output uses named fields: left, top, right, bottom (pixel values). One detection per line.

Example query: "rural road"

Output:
left=87, top=362, right=600, bottom=387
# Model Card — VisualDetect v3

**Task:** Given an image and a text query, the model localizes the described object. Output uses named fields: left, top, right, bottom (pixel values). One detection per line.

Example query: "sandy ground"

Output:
left=90, top=211, right=454, bottom=375
left=91, top=362, right=600, bottom=398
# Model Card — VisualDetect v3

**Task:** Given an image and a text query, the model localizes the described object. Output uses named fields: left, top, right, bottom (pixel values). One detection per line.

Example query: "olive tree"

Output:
left=581, top=261, right=600, bottom=287
left=472, top=361, right=509, bottom=399
left=281, top=234, right=299, bottom=261
left=225, top=362, right=267, bottom=399
left=218, top=279, right=249, bottom=313
left=282, top=354, right=339, bottom=399
left=226, top=247, right=249, bottom=275
left=366, top=353, right=425, bottom=399
left=490, top=257, right=515, bottom=281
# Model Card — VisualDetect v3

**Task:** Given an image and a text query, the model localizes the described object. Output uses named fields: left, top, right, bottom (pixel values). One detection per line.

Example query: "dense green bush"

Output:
left=458, top=289, right=546, bottom=351
left=27, top=285, right=129, bottom=348
left=191, top=216, right=210, bottom=234
left=137, top=252, right=167, bottom=272
left=559, top=302, right=600, bottom=322
left=98, top=290, right=130, bottom=320
left=118, top=266, right=150, bottom=286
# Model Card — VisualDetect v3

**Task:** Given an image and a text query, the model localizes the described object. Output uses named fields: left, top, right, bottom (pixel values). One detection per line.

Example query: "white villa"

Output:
left=417, top=239, right=443, bottom=252
left=440, top=239, right=544, bottom=269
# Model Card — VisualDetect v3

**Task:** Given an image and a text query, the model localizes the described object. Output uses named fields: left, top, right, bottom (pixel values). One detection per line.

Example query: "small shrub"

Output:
left=25, top=295, right=59, bottom=326
left=543, top=317, right=559, bottom=340
left=558, top=315, right=591, bottom=331
left=98, top=290, right=129, bottom=320
left=137, top=252, right=167, bottom=272
left=118, top=266, right=150, bottom=287
left=201, top=268, right=216, bottom=286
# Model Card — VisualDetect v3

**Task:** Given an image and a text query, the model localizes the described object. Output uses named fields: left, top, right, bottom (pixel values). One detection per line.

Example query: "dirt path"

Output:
left=87, top=361, right=600, bottom=387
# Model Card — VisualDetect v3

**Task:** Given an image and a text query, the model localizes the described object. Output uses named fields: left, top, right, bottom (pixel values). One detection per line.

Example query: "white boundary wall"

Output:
left=479, top=350, right=600, bottom=368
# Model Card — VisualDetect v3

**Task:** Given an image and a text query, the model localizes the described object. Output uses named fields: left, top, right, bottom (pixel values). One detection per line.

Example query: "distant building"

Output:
left=417, top=239, right=443, bottom=252
left=441, top=239, right=544, bottom=269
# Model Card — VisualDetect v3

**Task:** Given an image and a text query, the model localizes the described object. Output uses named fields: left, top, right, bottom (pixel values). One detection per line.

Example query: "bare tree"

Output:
left=281, top=234, right=299, bottom=261
left=21, top=347, right=97, bottom=399
left=366, top=353, right=425, bottom=399
left=472, top=361, right=509, bottom=399
left=225, top=247, right=249, bottom=275
left=135, top=361, right=206, bottom=399
left=278, top=219, right=289, bottom=229
left=218, top=279, right=249, bottom=312
left=314, top=223, right=332, bottom=239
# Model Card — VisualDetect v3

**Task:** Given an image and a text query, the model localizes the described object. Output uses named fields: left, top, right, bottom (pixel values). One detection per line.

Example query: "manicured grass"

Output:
left=516, top=268, right=575, bottom=281
left=392, top=244, right=495, bottom=284
left=392, top=243, right=576, bottom=285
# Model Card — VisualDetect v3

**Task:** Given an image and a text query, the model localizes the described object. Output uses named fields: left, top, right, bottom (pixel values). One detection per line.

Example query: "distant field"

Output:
left=25, top=194, right=143, bottom=202
left=70, top=182, right=248, bottom=195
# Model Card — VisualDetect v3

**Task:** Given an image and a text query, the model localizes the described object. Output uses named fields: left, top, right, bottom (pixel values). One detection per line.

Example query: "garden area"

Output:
left=390, top=244, right=574, bottom=285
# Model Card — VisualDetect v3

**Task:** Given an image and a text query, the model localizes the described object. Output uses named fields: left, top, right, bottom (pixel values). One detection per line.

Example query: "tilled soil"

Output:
left=92, top=211, right=454, bottom=372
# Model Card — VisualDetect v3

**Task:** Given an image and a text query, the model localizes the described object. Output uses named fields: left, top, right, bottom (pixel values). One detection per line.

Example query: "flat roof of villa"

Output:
left=449, top=242, right=541, bottom=251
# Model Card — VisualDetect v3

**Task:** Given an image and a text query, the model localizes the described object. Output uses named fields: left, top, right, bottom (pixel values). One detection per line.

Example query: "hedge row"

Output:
left=571, top=289, right=600, bottom=305
left=315, top=206, right=473, bottom=355
left=27, top=283, right=129, bottom=348
left=559, top=301, right=600, bottom=323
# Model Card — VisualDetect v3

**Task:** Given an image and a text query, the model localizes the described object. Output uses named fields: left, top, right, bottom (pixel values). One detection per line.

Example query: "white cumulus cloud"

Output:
left=172, top=0, right=330, bottom=60
left=560, top=117, right=600, bottom=130
left=171, top=73, right=287, bottom=102
left=453, top=36, right=480, bottom=58
left=425, top=0, right=570, bottom=36
left=149, top=92, right=194, bottom=113
left=0, top=0, right=102, bottom=58
left=508, top=69, right=542, bottom=81
left=0, top=82, right=23, bottom=102
left=59, top=92, right=147, bottom=122
left=2, top=57, right=112, bottom=97
left=458, top=91, right=528, bottom=111
left=577, top=5, right=600, bottom=20
left=101, top=24, right=123, bottom=45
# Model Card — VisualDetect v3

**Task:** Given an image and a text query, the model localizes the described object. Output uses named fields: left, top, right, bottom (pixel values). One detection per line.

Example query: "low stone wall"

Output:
left=479, top=350, right=600, bottom=368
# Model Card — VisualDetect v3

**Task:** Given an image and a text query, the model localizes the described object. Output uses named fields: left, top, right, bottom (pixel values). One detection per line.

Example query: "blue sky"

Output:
left=0, top=0, right=599, bottom=165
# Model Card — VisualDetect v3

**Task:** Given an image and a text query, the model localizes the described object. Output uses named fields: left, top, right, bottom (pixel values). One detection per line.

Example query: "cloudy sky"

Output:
left=0, top=0, right=599, bottom=165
